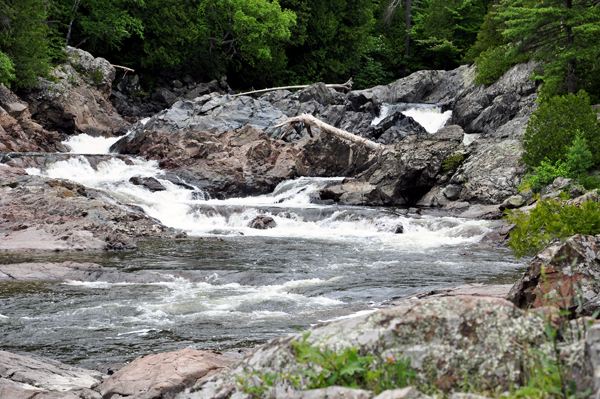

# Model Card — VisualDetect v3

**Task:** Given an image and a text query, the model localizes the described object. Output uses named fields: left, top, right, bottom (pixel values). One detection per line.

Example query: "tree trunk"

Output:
left=65, top=0, right=81, bottom=47
left=274, top=114, right=386, bottom=151
left=403, top=0, right=412, bottom=77
left=566, top=0, right=575, bottom=93
left=233, top=79, right=353, bottom=97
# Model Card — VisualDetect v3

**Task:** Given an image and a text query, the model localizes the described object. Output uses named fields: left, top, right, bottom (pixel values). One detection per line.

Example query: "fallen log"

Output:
left=233, top=78, right=353, bottom=97
left=111, top=64, right=135, bottom=73
left=274, top=113, right=386, bottom=151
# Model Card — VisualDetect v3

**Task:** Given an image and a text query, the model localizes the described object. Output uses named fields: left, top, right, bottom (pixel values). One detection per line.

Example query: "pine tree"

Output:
left=497, top=0, right=600, bottom=96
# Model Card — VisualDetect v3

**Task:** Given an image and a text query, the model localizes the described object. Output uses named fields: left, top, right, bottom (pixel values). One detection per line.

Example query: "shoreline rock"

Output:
left=0, top=163, right=185, bottom=252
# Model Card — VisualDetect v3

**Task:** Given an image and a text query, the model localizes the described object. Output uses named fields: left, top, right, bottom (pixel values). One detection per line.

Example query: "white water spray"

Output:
left=372, top=104, right=452, bottom=134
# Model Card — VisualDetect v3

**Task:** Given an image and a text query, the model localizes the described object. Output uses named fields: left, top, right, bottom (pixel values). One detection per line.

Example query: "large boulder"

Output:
left=331, top=125, right=464, bottom=206
left=180, top=296, right=589, bottom=399
left=95, top=348, right=236, bottom=399
left=0, top=350, right=102, bottom=398
left=22, top=46, right=129, bottom=137
left=452, top=61, right=539, bottom=136
left=507, top=234, right=600, bottom=313
left=111, top=125, right=377, bottom=198
left=0, top=85, right=68, bottom=152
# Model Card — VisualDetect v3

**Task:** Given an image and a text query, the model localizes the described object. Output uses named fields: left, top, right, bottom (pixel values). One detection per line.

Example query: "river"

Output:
left=0, top=107, right=526, bottom=370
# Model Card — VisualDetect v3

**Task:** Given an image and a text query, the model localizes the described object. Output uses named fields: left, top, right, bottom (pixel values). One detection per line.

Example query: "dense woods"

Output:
left=0, top=0, right=598, bottom=97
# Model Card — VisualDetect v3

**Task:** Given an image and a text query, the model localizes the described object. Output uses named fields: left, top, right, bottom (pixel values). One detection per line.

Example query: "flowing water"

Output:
left=0, top=108, right=526, bottom=369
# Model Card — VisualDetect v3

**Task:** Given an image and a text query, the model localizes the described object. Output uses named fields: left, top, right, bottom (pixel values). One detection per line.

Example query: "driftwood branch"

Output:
left=112, top=65, right=135, bottom=73
left=234, top=78, right=353, bottom=97
left=274, top=113, right=385, bottom=151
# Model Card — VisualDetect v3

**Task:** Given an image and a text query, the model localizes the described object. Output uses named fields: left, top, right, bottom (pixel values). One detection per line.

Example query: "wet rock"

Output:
left=0, top=350, right=102, bottom=397
left=341, top=126, right=464, bottom=206
left=129, top=176, right=166, bottom=192
left=0, top=85, right=68, bottom=152
left=112, top=125, right=376, bottom=199
left=507, top=234, right=600, bottom=311
left=0, top=165, right=184, bottom=252
left=370, top=112, right=428, bottom=145
left=95, top=348, right=236, bottom=399
left=183, top=296, right=566, bottom=398
left=249, top=216, right=277, bottom=229
left=22, top=46, right=129, bottom=137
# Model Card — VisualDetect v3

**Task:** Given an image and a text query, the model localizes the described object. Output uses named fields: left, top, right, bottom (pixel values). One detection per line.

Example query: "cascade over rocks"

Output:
left=0, top=162, right=184, bottom=252
left=111, top=61, right=539, bottom=206
left=22, top=46, right=130, bottom=137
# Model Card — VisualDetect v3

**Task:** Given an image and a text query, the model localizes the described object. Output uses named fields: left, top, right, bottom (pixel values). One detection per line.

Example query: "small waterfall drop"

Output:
left=372, top=103, right=452, bottom=133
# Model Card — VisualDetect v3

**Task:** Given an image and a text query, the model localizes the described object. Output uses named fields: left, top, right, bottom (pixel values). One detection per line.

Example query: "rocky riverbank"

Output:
left=2, top=47, right=599, bottom=399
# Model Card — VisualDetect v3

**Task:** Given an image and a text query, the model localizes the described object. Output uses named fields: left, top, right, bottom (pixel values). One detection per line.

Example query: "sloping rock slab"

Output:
left=0, top=164, right=184, bottom=252
left=183, top=296, right=554, bottom=398
left=95, top=348, right=236, bottom=399
left=507, top=234, right=600, bottom=311
left=0, top=350, right=102, bottom=397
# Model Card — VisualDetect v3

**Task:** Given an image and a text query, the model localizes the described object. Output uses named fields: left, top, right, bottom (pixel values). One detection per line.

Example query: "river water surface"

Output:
left=0, top=108, right=526, bottom=370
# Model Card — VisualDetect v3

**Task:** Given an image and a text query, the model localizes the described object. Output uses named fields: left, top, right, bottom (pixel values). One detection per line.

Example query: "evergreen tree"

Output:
left=0, top=0, right=50, bottom=88
left=497, top=0, right=600, bottom=96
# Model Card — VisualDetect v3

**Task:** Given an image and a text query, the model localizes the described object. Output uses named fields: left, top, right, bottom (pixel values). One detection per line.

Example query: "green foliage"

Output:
left=353, top=36, right=395, bottom=89
left=505, top=198, right=600, bottom=258
left=521, top=91, right=600, bottom=169
left=464, top=2, right=505, bottom=62
left=0, top=0, right=51, bottom=88
left=409, top=0, right=492, bottom=70
left=442, top=153, right=465, bottom=172
left=0, top=51, right=15, bottom=87
left=474, top=45, right=514, bottom=85
left=496, top=0, right=600, bottom=97
left=519, top=131, right=600, bottom=192
left=290, top=332, right=416, bottom=394
left=278, top=0, right=375, bottom=85
left=50, top=0, right=144, bottom=51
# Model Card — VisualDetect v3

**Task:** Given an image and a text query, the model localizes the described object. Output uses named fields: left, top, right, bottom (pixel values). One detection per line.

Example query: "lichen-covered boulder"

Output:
left=23, top=46, right=129, bottom=137
left=180, top=296, right=558, bottom=398
left=507, top=234, right=600, bottom=312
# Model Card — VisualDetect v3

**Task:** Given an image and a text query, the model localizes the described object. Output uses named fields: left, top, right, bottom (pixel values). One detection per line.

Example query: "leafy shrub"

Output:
left=290, top=332, right=415, bottom=394
left=505, top=198, right=600, bottom=258
left=519, top=132, right=600, bottom=192
left=0, top=51, right=15, bottom=87
left=521, top=91, right=600, bottom=170
left=474, top=46, right=514, bottom=85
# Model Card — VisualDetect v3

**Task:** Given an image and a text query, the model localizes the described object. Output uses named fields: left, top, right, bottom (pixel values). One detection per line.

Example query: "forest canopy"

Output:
left=0, top=0, right=598, bottom=97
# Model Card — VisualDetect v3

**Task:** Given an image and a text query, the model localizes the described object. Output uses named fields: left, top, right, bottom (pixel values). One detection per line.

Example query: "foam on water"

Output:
left=58, top=277, right=345, bottom=329
left=62, top=134, right=122, bottom=154
left=26, top=153, right=494, bottom=246
left=372, top=104, right=453, bottom=134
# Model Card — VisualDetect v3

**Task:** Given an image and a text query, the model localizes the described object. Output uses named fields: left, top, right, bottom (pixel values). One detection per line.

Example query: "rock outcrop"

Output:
left=22, top=46, right=130, bottom=137
left=111, top=61, right=538, bottom=206
left=180, top=296, right=590, bottom=398
left=0, top=162, right=184, bottom=252
left=0, top=350, right=103, bottom=398
left=95, top=348, right=237, bottom=399
left=112, top=124, right=376, bottom=198
left=508, top=234, right=600, bottom=314
left=0, top=84, right=68, bottom=152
